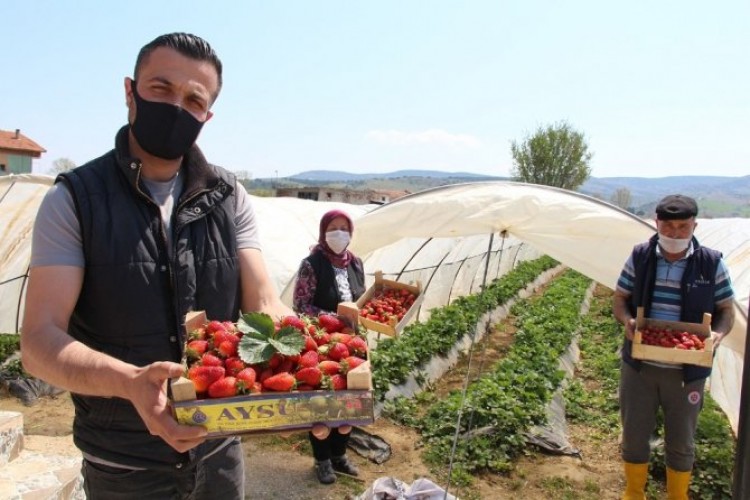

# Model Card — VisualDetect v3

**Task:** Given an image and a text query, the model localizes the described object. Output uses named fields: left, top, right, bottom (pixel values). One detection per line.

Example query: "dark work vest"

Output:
left=57, top=126, right=241, bottom=470
left=305, top=251, right=366, bottom=312
left=622, top=233, right=722, bottom=383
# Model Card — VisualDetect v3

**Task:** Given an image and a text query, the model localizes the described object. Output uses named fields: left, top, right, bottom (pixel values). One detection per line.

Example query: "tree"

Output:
left=48, top=157, right=76, bottom=175
left=510, top=121, right=592, bottom=190
left=611, top=187, right=632, bottom=211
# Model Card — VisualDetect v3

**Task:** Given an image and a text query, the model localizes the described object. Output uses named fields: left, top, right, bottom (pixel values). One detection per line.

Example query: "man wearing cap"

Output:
left=613, top=194, right=735, bottom=500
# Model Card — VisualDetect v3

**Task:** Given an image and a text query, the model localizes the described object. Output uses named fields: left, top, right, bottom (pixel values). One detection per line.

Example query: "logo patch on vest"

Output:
left=687, top=391, right=702, bottom=405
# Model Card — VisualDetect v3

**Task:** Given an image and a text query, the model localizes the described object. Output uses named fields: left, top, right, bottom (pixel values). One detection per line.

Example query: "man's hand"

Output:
left=127, top=361, right=207, bottom=453
left=711, top=331, right=726, bottom=347
left=612, top=292, right=636, bottom=341
left=622, top=318, right=636, bottom=341
left=710, top=300, right=735, bottom=348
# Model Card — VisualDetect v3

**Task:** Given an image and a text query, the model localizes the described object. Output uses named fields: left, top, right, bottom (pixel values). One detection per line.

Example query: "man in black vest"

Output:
left=21, top=33, right=299, bottom=499
left=613, top=194, right=735, bottom=500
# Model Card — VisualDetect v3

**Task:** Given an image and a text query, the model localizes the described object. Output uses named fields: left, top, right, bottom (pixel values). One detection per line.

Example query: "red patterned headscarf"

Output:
left=312, top=209, right=354, bottom=268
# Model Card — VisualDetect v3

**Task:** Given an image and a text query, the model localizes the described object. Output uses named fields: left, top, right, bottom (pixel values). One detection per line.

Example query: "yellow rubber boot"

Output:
left=622, top=462, right=648, bottom=500
left=666, top=467, right=691, bottom=500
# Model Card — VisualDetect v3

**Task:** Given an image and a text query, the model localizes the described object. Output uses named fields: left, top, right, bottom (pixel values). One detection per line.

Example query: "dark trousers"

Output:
left=620, top=361, right=705, bottom=471
left=309, top=428, right=350, bottom=461
left=82, top=438, right=244, bottom=500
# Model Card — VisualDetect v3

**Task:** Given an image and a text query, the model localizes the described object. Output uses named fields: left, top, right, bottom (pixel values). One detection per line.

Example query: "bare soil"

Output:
left=0, top=286, right=627, bottom=499
left=1, top=392, right=624, bottom=499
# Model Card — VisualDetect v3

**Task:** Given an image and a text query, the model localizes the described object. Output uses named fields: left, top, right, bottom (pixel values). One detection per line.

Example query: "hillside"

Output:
left=250, top=170, right=750, bottom=218
left=288, top=169, right=498, bottom=182
left=580, top=175, right=750, bottom=217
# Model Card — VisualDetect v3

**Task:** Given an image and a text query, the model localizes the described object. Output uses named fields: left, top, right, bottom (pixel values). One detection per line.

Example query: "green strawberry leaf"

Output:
left=236, top=311, right=275, bottom=337
left=236, top=311, right=305, bottom=364
left=238, top=334, right=278, bottom=365
left=268, top=327, right=306, bottom=356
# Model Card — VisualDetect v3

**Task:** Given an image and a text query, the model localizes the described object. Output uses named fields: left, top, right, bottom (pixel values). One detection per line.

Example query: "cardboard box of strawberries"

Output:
left=170, top=306, right=374, bottom=437
left=354, top=270, right=423, bottom=337
left=631, top=307, right=714, bottom=368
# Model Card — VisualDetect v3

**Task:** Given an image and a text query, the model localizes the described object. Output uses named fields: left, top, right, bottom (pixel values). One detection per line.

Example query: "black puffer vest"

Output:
left=57, top=126, right=241, bottom=469
left=305, top=251, right=366, bottom=312
left=622, top=233, right=722, bottom=383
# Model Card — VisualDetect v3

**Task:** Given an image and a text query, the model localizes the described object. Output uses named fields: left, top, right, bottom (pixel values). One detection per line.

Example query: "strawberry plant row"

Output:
left=370, top=256, right=559, bottom=400
left=0, top=333, right=19, bottom=363
left=404, top=270, right=592, bottom=483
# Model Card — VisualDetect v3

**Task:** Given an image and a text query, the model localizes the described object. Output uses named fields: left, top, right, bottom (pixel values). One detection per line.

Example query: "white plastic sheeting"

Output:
left=348, top=183, right=748, bottom=433
left=0, top=175, right=747, bottom=433
left=0, top=175, right=55, bottom=336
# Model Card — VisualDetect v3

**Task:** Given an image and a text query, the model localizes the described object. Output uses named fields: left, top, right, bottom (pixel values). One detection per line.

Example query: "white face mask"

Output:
left=325, top=230, right=350, bottom=254
left=658, top=234, right=690, bottom=254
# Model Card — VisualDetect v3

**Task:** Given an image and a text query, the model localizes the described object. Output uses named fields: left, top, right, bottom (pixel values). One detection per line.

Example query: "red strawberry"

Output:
left=208, top=376, right=238, bottom=398
left=276, top=357, right=295, bottom=374
left=319, top=360, right=342, bottom=375
left=186, top=339, right=209, bottom=360
left=189, top=327, right=207, bottom=341
left=346, top=337, right=368, bottom=357
left=201, top=352, right=224, bottom=367
left=268, top=352, right=284, bottom=370
left=249, top=381, right=263, bottom=394
left=295, top=367, right=322, bottom=387
left=217, top=339, right=239, bottom=358
left=314, top=331, right=331, bottom=347
left=299, top=350, right=320, bottom=368
left=280, top=315, right=307, bottom=333
left=325, top=373, right=347, bottom=391
left=262, top=372, right=296, bottom=392
left=187, top=365, right=225, bottom=393
left=236, top=367, right=257, bottom=391
left=330, top=333, right=353, bottom=344
left=212, top=330, right=240, bottom=347
left=222, top=321, right=236, bottom=332
left=259, top=367, right=274, bottom=382
left=326, top=342, right=350, bottom=362
left=205, top=320, right=227, bottom=335
left=303, top=335, right=318, bottom=352
left=340, top=356, right=365, bottom=373
left=318, top=314, right=345, bottom=333
left=224, top=357, right=245, bottom=375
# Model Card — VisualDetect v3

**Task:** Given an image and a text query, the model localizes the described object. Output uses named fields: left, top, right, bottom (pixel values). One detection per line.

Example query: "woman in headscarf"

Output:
left=293, top=209, right=365, bottom=484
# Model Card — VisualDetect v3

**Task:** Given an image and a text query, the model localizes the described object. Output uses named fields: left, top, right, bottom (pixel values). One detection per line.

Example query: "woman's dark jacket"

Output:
left=304, top=251, right=366, bottom=310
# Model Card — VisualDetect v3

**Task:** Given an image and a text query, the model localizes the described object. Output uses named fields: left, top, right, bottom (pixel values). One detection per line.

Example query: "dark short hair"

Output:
left=655, top=194, right=698, bottom=220
left=134, top=32, right=223, bottom=101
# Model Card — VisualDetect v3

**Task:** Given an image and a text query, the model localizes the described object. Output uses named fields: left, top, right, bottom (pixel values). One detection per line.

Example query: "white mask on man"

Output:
left=326, top=230, right=351, bottom=254
left=658, top=234, right=690, bottom=254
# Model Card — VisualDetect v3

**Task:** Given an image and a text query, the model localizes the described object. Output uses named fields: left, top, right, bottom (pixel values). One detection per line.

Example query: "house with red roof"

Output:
left=0, top=129, right=46, bottom=175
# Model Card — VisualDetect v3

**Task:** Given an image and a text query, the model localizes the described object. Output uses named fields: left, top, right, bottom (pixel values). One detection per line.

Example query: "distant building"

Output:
left=275, top=186, right=409, bottom=205
left=0, top=129, right=46, bottom=175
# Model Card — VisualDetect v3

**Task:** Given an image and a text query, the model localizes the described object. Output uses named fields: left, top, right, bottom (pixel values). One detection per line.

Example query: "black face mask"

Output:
left=129, top=80, right=205, bottom=160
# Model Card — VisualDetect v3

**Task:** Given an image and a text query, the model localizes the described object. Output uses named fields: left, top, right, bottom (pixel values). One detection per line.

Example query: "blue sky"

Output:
left=3, top=1, right=748, bottom=179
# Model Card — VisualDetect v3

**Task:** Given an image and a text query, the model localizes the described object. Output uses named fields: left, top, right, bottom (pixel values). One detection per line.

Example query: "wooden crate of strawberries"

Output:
left=631, top=307, right=714, bottom=368
left=353, top=270, right=423, bottom=337
left=170, top=307, right=374, bottom=437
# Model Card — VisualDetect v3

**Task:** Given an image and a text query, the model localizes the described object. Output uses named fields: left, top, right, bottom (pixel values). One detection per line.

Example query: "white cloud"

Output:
left=365, top=129, right=481, bottom=148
